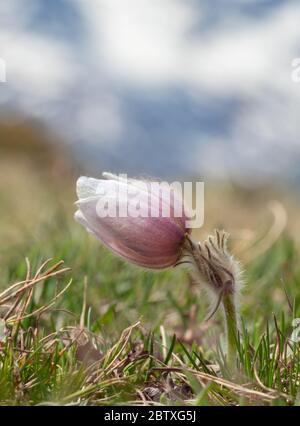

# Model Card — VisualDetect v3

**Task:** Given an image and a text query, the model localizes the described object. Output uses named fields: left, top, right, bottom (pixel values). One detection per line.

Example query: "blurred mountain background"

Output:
left=1, top=0, right=300, bottom=249
left=1, top=0, right=300, bottom=181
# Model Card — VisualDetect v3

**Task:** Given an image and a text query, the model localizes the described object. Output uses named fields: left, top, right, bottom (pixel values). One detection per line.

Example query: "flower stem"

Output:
left=222, top=293, right=239, bottom=371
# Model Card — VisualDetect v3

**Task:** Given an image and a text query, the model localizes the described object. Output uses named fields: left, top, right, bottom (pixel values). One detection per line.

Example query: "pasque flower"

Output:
left=75, top=173, right=191, bottom=269
left=75, top=173, right=242, bottom=370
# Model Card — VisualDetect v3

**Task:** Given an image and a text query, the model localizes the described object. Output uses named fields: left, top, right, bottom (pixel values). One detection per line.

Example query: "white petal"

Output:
left=74, top=210, right=96, bottom=236
left=76, top=176, right=102, bottom=199
left=102, top=172, right=120, bottom=181
left=102, top=172, right=149, bottom=191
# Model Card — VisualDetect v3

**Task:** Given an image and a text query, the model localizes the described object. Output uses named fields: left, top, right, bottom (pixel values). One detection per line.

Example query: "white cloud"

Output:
left=187, top=3, right=300, bottom=94
left=76, top=0, right=199, bottom=86
left=0, top=32, right=78, bottom=103
left=76, top=0, right=300, bottom=94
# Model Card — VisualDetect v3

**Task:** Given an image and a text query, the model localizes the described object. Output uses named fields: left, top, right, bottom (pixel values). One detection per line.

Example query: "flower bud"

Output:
left=75, top=173, right=191, bottom=269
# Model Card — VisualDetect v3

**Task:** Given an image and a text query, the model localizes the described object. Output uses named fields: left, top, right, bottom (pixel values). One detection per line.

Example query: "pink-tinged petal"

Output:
left=75, top=174, right=190, bottom=269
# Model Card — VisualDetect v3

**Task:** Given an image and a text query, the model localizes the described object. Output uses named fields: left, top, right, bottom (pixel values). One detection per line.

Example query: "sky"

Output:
left=1, top=0, right=300, bottom=184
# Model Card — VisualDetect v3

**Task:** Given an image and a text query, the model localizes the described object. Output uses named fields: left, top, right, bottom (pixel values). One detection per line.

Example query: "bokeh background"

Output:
left=1, top=0, right=300, bottom=177
left=1, top=0, right=300, bottom=255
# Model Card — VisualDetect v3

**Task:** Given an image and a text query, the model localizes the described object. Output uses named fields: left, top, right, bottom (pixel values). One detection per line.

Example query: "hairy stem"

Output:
left=222, top=293, right=239, bottom=371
